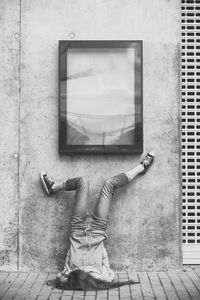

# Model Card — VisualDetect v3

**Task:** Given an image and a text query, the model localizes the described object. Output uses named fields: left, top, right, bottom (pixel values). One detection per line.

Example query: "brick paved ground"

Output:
left=0, top=268, right=200, bottom=300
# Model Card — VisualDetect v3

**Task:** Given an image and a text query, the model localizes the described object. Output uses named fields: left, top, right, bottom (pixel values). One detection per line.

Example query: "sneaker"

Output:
left=140, top=151, right=155, bottom=174
left=40, top=171, right=55, bottom=195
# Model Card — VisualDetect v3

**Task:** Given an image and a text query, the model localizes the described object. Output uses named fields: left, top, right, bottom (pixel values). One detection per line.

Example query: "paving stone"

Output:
left=0, top=270, right=200, bottom=300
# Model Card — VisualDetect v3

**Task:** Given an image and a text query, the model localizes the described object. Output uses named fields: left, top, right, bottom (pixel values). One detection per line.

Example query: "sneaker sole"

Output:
left=40, top=172, right=51, bottom=195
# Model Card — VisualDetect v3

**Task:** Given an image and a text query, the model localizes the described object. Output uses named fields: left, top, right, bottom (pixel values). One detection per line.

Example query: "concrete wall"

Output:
left=0, top=0, right=181, bottom=271
left=0, top=0, right=20, bottom=270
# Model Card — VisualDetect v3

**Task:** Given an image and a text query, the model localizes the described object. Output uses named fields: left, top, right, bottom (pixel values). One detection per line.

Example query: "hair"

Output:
left=47, top=269, right=139, bottom=291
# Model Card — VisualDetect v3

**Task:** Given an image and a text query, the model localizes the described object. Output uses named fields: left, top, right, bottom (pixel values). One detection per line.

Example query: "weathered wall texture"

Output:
left=0, top=0, right=181, bottom=271
left=0, top=0, right=20, bottom=270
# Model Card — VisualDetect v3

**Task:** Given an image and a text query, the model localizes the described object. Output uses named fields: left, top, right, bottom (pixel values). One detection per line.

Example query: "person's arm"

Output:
left=63, top=249, right=71, bottom=273
left=57, top=250, right=71, bottom=280
left=102, top=247, right=110, bottom=268
left=102, top=247, right=115, bottom=281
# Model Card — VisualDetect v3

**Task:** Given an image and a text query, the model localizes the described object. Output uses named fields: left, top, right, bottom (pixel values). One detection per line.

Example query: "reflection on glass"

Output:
left=61, top=47, right=136, bottom=145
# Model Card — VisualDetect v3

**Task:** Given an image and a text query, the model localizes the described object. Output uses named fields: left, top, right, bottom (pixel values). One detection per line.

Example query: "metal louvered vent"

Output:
left=182, top=0, right=200, bottom=264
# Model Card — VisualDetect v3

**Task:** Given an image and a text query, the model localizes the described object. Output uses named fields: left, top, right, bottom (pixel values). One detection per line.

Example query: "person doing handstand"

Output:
left=40, top=151, right=155, bottom=290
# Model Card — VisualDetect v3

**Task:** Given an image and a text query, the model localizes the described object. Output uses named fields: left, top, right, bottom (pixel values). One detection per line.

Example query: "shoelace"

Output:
left=143, top=155, right=153, bottom=166
left=45, top=175, right=54, bottom=187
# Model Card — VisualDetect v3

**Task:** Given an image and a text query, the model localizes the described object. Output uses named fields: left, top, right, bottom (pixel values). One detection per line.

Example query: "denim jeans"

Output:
left=66, top=173, right=129, bottom=231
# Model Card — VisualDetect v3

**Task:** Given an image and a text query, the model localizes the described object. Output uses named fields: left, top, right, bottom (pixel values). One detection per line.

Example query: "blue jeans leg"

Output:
left=93, top=173, right=129, bottom=222
left=65, top=177, right=89, bottom=231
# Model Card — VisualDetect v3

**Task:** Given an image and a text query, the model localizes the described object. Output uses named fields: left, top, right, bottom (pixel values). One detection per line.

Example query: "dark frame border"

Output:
left=58, top=40, right=143, bottom=154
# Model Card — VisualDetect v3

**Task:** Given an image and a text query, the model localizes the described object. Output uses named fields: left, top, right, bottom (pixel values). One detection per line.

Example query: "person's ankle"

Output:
left=138, top=163, right=145, bottom=174
left=51, top=182, right=57, bottom=192
left=52, top=182, right=66, bottom=192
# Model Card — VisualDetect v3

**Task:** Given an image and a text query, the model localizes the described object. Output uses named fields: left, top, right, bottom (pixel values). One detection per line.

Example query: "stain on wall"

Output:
left=0, top=0, right=181, bottom=271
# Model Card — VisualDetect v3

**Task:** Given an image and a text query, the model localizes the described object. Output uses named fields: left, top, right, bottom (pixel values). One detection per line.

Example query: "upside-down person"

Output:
left=40, top=151, right=155, bottom=290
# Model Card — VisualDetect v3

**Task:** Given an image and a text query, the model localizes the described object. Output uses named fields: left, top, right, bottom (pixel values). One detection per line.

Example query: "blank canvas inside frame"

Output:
left=67, top=48, right=135, bottom=145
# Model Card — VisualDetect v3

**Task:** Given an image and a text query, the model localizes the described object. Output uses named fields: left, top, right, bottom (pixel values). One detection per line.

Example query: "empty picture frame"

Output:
left=59, top=40, right=143, bottom=154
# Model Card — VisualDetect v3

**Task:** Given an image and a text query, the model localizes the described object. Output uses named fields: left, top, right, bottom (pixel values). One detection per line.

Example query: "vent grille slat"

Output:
left=182, top=0, right=200, bottom=245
